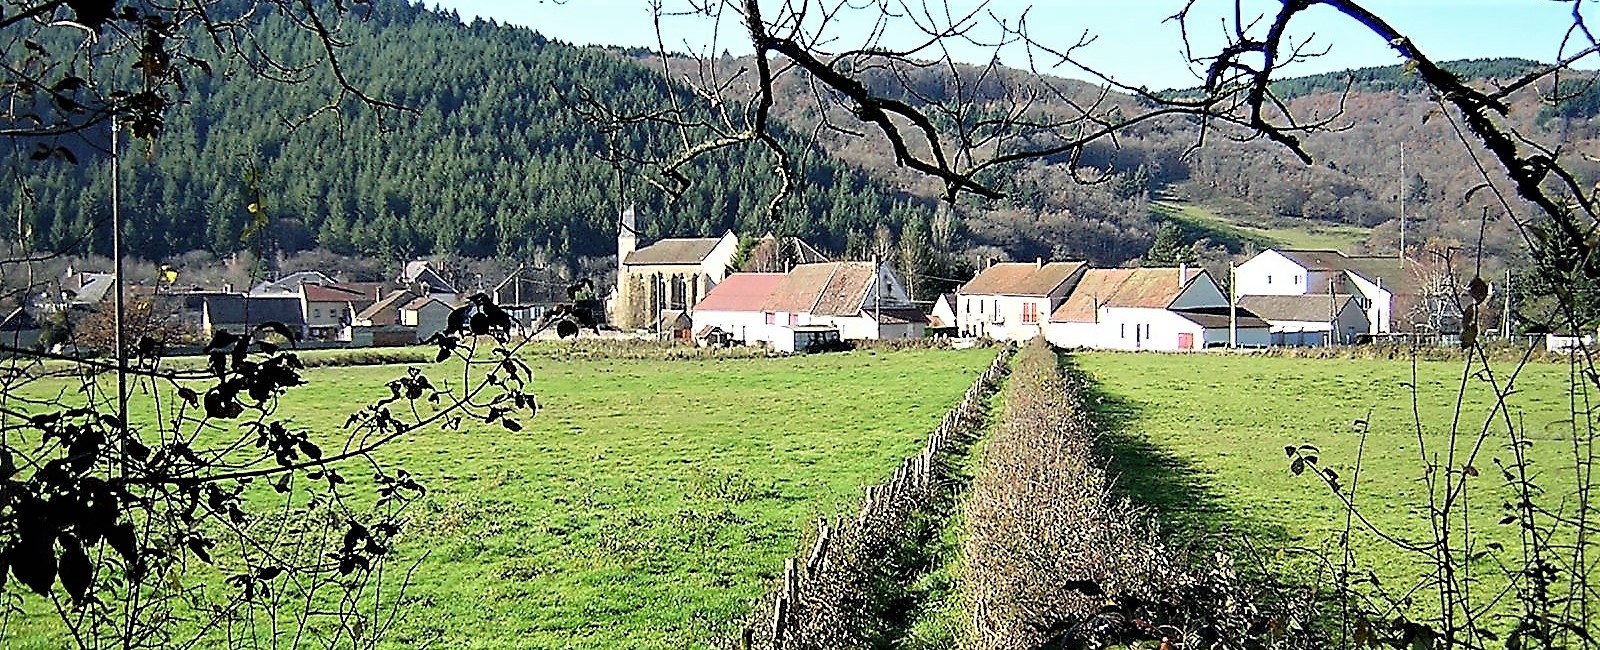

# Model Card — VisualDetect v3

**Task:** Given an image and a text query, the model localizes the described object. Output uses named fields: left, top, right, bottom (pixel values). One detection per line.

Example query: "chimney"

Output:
left=1036, top=257, right=1044, bottom=268
left=1179, top=262, right=1189, bottom=287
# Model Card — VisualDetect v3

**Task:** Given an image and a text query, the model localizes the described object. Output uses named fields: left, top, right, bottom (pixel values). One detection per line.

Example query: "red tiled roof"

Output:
left=762, top=263, right=845, bottom=313
left=959, top=262, right=1085, bottom=297
left=694, top=274, right=785, bottom=312
left=1050, top=267, right=1195, bottom=322
left=302, top=283, right=366, bottom=303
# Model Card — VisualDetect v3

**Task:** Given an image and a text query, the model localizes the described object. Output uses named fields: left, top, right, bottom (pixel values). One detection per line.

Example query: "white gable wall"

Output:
left=700, top=232, right=741, bottom=284
left=1236, top=251, right=1313, bottom=296
left=1341, top=272, right=1394, bottom=334
left=1170, top=274, right=1228, bottom=309
left=955, top=294, right=1051, bottom=342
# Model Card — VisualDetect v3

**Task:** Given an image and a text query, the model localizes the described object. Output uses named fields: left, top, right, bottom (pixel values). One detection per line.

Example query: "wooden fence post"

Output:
left=807, top=519, right=830, bottom=575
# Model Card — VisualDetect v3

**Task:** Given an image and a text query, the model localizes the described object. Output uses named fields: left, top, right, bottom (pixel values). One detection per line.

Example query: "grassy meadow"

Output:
left=1073, top=351, right=1585, bottom=603
left=1153, top=199, right=1372, bottom=252
left=4, top=344, right=995, bottom=650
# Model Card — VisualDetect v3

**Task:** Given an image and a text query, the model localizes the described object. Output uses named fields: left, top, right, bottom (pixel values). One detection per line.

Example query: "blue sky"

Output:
left=423, top=1, right=1593, bottom=90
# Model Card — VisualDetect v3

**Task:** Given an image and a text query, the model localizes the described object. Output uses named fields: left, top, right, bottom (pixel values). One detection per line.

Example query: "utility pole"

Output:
left=1229, top=262, right=1238, bottom=348
left=1399, top=142, right=1407, bottom=268
left=111, top=114, right=129, bottom=439
left=1503, top=267, right=1514, bottom=340
left=872, top=254, right=882, bottom=339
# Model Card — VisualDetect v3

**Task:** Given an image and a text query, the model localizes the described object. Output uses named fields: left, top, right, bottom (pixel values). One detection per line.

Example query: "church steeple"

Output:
left=618, top=206, right=637, bottom=265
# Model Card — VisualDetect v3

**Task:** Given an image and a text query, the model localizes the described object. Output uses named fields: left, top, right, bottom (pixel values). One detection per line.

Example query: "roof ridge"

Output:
left=807, top=262, right=845, bottom=315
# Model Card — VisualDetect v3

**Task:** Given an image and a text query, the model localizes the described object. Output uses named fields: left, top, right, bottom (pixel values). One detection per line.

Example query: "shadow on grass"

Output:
left=1060, top=354, right=1303, bottom=569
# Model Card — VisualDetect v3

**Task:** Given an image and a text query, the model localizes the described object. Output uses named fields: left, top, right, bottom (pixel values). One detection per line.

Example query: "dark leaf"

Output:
left=1468, top=276, right=1489, bottom=304
left=28, top=143, right=50, bottom=161
left=1499, top=515, right=1518, bottom=525
left=205, top=329, right=240, bottom=353
left=298, top=439, right=322, bottom=460
left=1284, top=445, right=1296, bottom=458
left=1289, top=458, right=1306, bottom=476
left=445, top=306, right=470, bottom=336
left=177, top=386, right=199, bottom=407
left=502, top=419, right=522, bottom=432
left=57, top=535, right=92, bottom=604
left=105, top=523, right=139, bottom=566
left=257, top=566, right=282, bottom=581
left=53, top=146, right=77, bottom=164
left=186, top=537, right=213, bottom=564
left=12, top=529, right=57, bottom=596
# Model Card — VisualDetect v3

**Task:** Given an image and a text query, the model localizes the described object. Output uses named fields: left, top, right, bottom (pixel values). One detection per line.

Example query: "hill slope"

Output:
left=1, top=2, right=924, bottom=264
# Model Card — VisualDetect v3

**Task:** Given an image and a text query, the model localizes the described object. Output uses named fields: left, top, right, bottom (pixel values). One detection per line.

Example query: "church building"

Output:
left=611, top=208, right=738, bottom=331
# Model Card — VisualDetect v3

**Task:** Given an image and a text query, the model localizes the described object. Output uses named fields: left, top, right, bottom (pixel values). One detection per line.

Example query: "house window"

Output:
left=1120, top=323, right=1126, bottom=338
left=964, top=299, right=970, bottom=314
left=764, top=312, right=775, bottom=325
left=1144, top=323, right=1152, bottom=339
left=788, top=313, right=799, bottom=326
left=1021, top=302, right=1039, bottom=324
left=978, top=300, right=984, bottom=314
left=1294, top=275, right=1302, bottom=285
left=1266, top=275, right=1273, bottom=285
left=313, top=308, right=321, bottom=318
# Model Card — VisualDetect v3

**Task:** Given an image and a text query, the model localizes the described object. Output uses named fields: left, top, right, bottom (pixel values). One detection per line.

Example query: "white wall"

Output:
left=1236, top=251, right=1311, bottom=296
left=1342, top=274, right=1393, bottom=334
left=956, top=294, right=1050, bottom=341
left=691, top=309, right=770, bottom=344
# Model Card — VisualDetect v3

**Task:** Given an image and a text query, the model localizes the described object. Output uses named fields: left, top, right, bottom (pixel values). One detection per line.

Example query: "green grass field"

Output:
left=4, top=345, right=994, bottom=650
left=1154, top=199, right=1372, bottom=252
left=1073, top=351, right=1584, bottom=606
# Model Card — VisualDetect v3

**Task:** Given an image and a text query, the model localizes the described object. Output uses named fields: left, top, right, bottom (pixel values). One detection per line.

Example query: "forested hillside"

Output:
left=1, top=1, right=924, bottom=265
left=4, top=1, right=1593, bottom=274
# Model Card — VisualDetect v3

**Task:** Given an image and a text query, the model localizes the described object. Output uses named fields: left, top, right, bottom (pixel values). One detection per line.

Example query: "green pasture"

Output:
left=1073, top=351, right=1585, bottom=608
left=1153, top=199, right=1372, bottom=252
left=4, top=344, right=994, bottom=650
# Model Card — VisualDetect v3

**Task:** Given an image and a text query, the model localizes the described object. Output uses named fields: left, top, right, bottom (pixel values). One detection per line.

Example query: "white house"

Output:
left=691, top=261, right=924, bottom=345
left=401, top=296, right=455, bottom=342
left=1238, top=294, right=1369, bottom=346
left=1235, top=249, right=1407, bottom=334
left=956, top=261, right=1087, bottom=341
left=300, top=283, right=373, bottom=341
left=690, top=273, right=786, bottom=344
left=1046, top=267, right=1270, bottom=350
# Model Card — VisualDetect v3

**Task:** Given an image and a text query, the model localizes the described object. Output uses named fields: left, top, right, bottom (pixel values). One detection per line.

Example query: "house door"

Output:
left=1178, top=332, right=1195, bottom=350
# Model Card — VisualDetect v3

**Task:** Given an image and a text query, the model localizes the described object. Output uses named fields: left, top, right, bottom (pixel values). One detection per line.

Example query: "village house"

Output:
left=612, top=208, right=739, bottom=330
left=300, top=283, right=375, bottom=341
left=688, top=273, right=786, bottom=345
left=691, top=261, right=925, bottom=347
left=201, top=295, right=307, bottom=341
left=1234, top=249, right=1406, bottom=334
left=1237, top=293, right=1369, bottom=346
left=956, top=261, right=1087, bottom=341
left=349, top=290, right=419, bottom=346
left=400, top=295, right=455, bottom=342
left=1045, top=266, right=1271, bottom=350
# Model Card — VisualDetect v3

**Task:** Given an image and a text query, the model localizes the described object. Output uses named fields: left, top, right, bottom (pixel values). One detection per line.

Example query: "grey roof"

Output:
left=251, top=271, right=336, bottom=295
left=624, top=238, right=723, bottom=266
left=400, top=261, right=458, bottom=293
left=1238, top=294, right=1361, bottom=323
left=71, top=273, right=116, bottom=305
left=204, top=295, right=305, bottom=328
